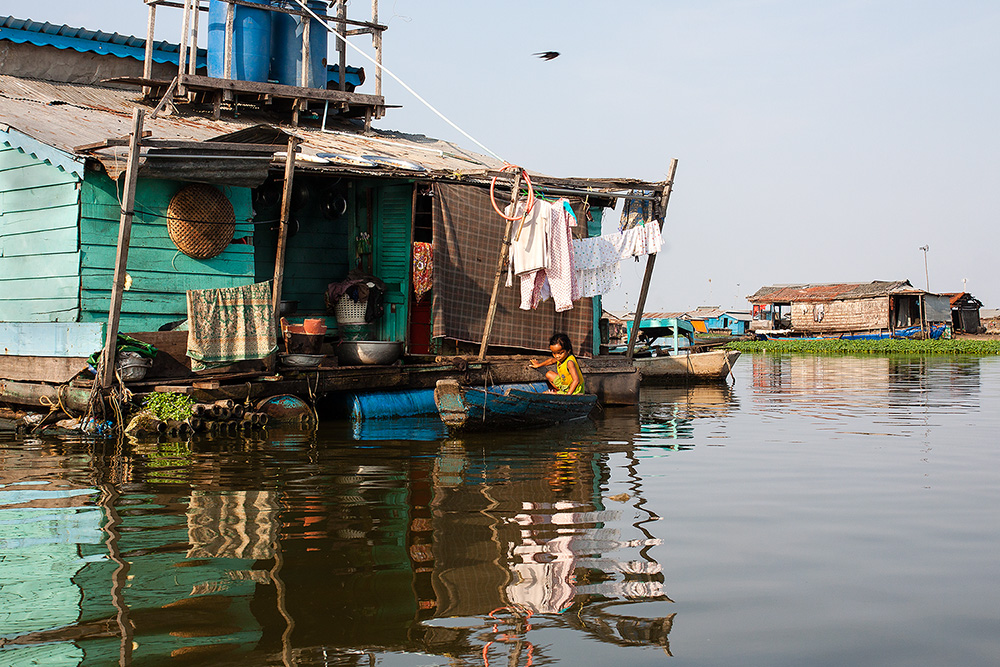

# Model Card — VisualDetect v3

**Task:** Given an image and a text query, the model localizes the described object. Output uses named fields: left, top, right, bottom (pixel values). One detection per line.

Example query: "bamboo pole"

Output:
left=626, top=158, right=679, bottom=361
left=99, top=109, right=145, bottom=390
left=270, top=136, right=302, bottom=370
left=478, top=172, right=523, bottom=361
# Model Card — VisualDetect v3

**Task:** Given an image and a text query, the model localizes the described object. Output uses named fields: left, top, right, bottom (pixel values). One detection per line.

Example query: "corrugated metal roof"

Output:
left=0, top=75, right=503, bottom=179
left=747, top=281, right=914, bottom=303
left=0, top=15, right=206, bottom=67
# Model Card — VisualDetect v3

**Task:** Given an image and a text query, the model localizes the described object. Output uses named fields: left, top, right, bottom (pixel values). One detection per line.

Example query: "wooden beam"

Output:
left=177, top=0, right=192, bottom=96
left=151, top=76, right=179, bottom=118
left=372, top=0, right=382, bottom=97
left=269, top=136, right=302, bottom=371
left=626, top=158, right=679, bottom=360
left=179, top=74, right=385, bottom=106
left=338, top=0, right=348, bottom=91
left=74, top=131, right=151, bottom=153
left=224, top=0, right=235, bottom=83
left=478, top=171, right=523, bottom=361
left=99, top=109, right=145, bottom=389
left=143, top=2, right=157, bottom=97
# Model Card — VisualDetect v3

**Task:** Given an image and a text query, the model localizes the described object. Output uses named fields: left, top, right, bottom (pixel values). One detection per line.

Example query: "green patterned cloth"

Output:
left=186, top=281, right=277, bottom=371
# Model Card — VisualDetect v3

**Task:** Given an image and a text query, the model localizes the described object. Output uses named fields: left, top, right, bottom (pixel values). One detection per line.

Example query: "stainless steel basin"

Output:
left=335, top=340, right=403, bottom=365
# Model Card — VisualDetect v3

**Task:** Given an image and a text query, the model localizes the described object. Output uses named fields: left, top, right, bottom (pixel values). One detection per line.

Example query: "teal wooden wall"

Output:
left=0, top=136, right=82, bottom=322
left=79, top=172, right=255, bottom=332
left=253, top=175, right=350, bottom=321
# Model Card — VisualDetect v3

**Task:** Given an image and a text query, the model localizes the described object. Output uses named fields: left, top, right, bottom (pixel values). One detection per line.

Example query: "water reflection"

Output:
left=0, top=417, right=686, bottom=666
left=638, top=383, right=737, bottom=445
left=750, top=355, right=984, bottom=430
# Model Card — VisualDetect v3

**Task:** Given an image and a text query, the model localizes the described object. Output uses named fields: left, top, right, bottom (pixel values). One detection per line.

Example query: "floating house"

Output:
left=1, top=5, right=675, bottom=418
left=746, top=281, right=952, bottom=338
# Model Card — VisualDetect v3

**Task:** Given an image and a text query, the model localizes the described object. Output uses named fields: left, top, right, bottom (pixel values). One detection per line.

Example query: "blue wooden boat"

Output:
left=434, top=379, right=598, bottom=431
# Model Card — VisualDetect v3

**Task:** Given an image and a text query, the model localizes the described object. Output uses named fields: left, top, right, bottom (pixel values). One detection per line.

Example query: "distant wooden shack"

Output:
left=747, top=281, right=952, bottom=337
left=944, top=293, right=984, bottom=334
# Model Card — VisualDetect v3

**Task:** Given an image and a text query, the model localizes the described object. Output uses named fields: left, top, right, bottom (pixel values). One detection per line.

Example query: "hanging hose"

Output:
left=490, top=164, right=535, bottom=221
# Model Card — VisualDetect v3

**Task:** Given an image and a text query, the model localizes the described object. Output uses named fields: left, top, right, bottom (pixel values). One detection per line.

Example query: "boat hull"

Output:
left=633, top=349, right=740, bottom=382
left=434, top=379, right=597, bottom=431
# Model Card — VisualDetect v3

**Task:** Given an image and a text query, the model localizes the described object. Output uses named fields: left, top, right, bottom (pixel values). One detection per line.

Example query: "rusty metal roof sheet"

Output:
left=747, top=281, right=915, bottom=303
left=0, top=75, right=668, bottom=193
left=0, top=75, right=507, bottom=179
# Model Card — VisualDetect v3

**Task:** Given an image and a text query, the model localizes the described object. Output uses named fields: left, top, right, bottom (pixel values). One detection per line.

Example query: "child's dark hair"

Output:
left=549, top=333, right=573, bottom=353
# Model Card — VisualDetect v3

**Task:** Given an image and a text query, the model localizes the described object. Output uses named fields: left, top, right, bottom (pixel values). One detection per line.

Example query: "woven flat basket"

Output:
left=167, top=184, right=235, bottom=259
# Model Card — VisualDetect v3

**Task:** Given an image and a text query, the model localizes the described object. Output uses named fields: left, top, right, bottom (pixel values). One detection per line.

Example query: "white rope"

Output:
left=291, top=0, right=506, bottom=163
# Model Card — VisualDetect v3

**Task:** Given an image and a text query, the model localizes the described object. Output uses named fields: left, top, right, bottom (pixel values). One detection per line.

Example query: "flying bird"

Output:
left=533, top=51, right=560, bottom=61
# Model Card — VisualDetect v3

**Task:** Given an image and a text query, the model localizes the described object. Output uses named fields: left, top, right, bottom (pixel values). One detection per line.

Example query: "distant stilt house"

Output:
left=747, top=281, right=953, bottom=338
left=944, top=293, right=984, bottom=334
left=682, top=307, right=750, bottom=336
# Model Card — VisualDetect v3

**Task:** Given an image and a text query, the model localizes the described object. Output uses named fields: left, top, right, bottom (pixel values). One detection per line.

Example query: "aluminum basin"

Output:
left=336, top=340, right=403, bottom=366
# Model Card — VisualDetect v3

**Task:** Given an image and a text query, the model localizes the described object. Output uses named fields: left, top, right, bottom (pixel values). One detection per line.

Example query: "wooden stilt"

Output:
left=478, top=171, right=523, bottom=361
left=626, top=158, right=679, bottom=360
left=99, top=109, right=145, bottom=390
left=269, top=136, right=301, bottom=371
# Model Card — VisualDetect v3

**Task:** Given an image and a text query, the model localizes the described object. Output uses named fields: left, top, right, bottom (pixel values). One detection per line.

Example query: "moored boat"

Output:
left=633, top=348, right=740, bottom=381
left=433, top=379, right=597, bottom=431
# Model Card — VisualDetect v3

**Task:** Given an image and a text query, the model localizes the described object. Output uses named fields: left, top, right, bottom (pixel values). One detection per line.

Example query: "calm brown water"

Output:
left=2, top=354, right=999, bottom=666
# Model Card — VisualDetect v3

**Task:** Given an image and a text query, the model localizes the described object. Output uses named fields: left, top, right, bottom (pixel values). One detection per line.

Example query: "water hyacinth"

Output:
left=726, top=338, right=1000, bottom=355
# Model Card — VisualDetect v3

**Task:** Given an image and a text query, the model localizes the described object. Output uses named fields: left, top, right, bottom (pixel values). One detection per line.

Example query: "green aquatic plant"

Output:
left=143, top=392, right=195, bottom=421
left=726, top=338, right=1000, bottom=355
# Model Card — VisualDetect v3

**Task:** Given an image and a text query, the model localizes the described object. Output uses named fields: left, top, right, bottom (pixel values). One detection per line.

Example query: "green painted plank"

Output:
left=0, top=182, right=80, bottom=214
left=0, top=205, right=79, bottom=236
left=0, top=298, right=78, bottom=322
left=80, top=244, right=254, bottom=276
left=81, top=270, right=251, bottom=294
left=79, top=225, right=256, bottom=255
left=375, top=184, right=412, bottom=342
left=0, top=147, right=45, bottom=172
left=0, top=161, right=78, bottom=190
left=0, top=252, right=80, bottom=280
left=82, top=291, right=188, bottom=317
left=78, top=311, right=180, bottom=333
left=0, top=275, right=79, bottom=300
left=0, top=226, right=79, bottom=258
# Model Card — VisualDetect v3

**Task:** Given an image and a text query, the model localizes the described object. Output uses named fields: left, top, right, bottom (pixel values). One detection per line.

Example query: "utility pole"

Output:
left=919, top=245, right=930, bottom=291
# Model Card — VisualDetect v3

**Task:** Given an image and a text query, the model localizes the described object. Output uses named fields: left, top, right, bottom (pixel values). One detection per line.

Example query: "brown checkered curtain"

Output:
left=432, top=183, right=593, bottom=355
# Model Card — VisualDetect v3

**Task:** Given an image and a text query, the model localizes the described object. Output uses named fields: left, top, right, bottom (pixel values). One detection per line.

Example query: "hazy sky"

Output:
left=21, top=1, right=1000, bottom=312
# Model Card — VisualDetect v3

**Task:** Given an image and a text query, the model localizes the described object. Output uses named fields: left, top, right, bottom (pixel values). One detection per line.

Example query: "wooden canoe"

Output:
left=632, top=349, right=740, bottom=382
left=434, top=379, right=597, bottom=431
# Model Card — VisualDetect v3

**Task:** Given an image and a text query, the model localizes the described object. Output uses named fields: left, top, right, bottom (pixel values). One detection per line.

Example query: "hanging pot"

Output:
left=322, top=189, right=348, bottom=219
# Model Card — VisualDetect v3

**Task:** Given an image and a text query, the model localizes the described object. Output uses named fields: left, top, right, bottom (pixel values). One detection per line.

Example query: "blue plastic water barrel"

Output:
left=351, top=389, right=439, bottom=421
left=271, top=0, right=328, bottom=88
left=207, top=0, right=272, bottom=82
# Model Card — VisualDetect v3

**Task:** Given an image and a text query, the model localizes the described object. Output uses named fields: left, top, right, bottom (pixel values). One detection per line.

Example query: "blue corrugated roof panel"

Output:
left=0, top=15, right=206, bottom=68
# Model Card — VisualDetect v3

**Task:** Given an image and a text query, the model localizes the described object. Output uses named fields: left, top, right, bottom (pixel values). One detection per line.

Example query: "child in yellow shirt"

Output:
left=529, top=333, right=585, bottom=395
